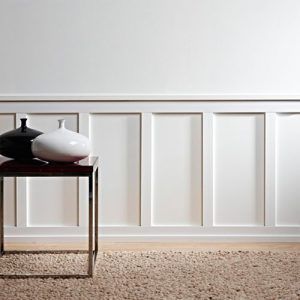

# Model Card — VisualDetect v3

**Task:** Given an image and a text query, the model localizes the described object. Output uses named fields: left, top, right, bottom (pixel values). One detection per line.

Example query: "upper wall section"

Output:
left=0, top=0, right=300, bottom=98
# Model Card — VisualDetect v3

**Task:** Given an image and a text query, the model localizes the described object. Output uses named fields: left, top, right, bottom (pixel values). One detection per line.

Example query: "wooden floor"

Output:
left=5, top=242, right=300, bottom=252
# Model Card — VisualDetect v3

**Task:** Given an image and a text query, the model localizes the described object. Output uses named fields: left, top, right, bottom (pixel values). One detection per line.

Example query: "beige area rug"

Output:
left=0, top=250, right=299, bottom=300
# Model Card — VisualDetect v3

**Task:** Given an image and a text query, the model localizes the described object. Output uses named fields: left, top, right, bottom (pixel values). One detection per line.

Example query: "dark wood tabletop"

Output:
left=0, top=156, right=98, bottom=177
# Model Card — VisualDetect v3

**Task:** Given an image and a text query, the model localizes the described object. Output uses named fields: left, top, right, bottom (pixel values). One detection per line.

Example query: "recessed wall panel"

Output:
left=0, top=114, right=16, bottom=226
left=213, top=114, right=264, bottom=226
left=90, top=114, right=140, bottom=226
left=276, top=114, right=300, bottom=226
left=152, top=114, right=202, bottom=225
left=27, top=114, right=78, bottom=226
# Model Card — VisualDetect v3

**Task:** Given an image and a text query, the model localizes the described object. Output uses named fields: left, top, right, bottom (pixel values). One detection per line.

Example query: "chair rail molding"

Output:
left=0, top=94, right=300, bottom=101
left=0, top=100, right=299, bottom=243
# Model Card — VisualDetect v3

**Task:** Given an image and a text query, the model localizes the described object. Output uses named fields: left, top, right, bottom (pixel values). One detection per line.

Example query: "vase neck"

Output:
left=20, top=118, right=27, bottom=132
left=58, top=119, right=66, bottom=129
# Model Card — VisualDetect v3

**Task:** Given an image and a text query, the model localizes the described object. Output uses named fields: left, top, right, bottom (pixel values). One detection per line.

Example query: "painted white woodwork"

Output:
left=141, top=113, right=153, bottom=226
left=4, top=225, right=300, bottom=243
left=202, top=113, right=214, bottom=227
left=1, top=101, right=300, bottom=114
left=0, top=101, right=298, bottom=242
left=90, top=114, right=141, bottom=226
left=27, top=114, right=78, bottom=226
left=1, top=1, right=300, bottom=96
left=265, top=113, right=276, bottom=226
left=276, top=114, right=300, bottom=226
left=152, top=114, right=202, bottom=225
left=2, top=95, right=300, bottom=102
left=0, top=114, right=16, bottom=226
left=213, top=114, right=265, bottom=226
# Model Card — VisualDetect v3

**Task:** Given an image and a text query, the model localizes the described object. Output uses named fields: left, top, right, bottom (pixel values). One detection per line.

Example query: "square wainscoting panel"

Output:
left=27, top=114, right=79, bottom=226
left=276, top=114, right=300, bottom=226
left=152, top=114, right=202, bottom=226
left=90, top=114, right=141, bottom=226
left=213, top=114, right=265, bottom=226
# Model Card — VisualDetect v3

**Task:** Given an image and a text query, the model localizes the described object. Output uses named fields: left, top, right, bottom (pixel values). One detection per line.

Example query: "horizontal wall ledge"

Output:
left=4, top=226, right=300, bottom=236
left=5, top=235, right=300, bottom=244
left=2, top=101, right=300, bottom=114
left=0, top=94, right=300, bottom=101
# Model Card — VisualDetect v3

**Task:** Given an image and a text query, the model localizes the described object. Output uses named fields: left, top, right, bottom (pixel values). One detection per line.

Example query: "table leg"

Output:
left=95, top=168, right=99, bottom=255
left=0, top=177, right=3, bottom=256
left=88, top=173, right=94, bottom=277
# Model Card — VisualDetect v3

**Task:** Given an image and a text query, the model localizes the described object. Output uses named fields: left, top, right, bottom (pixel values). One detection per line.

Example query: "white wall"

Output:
left=1, top=0, right=300, bottom=96
left=0, top=2, right=299, bottom=242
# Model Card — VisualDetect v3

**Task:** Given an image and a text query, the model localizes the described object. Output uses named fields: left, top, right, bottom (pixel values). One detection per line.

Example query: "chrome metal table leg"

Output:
left=95, top=168, right=99, bottom=255
left=88, top=173, right=94, bottom=277
left=0, top=177, right=3, bottom=256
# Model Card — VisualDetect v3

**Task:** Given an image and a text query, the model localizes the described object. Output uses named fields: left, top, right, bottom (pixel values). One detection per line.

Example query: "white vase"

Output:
left=32, top=119, right=91, bottom=163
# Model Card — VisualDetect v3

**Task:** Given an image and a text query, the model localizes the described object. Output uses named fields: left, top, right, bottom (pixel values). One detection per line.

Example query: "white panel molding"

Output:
left=213, top=113, right=265, bottom=226
left=90, top=113, right=141, bottom=226
left=2, top=101, right=300, bottom=114
left=265, top=113, right=276, bottom=226
left=4, top=226, right=300, bottom=243
left=202, top=113, right=214, bottom=227
left=1, top=94, right=300, bottom=102
left=276, top=113, right=300, bottom=226
left=152, top=114, right=202, bottom=226
left=141, top=113, right=152, bottom=226
left=0, top=101, right=299, bottom=242
left=5, top=236, right=299, bottom=243
left=5, top=226, right=299, bottom=235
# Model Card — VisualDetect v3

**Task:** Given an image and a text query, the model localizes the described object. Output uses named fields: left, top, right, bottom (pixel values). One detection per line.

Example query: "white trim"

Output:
left=202, top=113, right=214, bottom=226
left=265, top=113, right=276, bottom=226
left=4, top=224, right=300, bottom=244
left=1, top=101, right=299, bottom=243
left=4, top=225, right=300, bottom=235
left=5, top=235, right=300, bottom=243
left=140, top=113, right=152, bottom=226
left=0, top=94, right=300, bottom=101
left=2, top=101, right=300, bottom=114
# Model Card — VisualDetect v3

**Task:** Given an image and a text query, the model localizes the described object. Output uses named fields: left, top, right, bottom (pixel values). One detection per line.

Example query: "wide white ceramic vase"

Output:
left=32, top=119, right=91, bottom=163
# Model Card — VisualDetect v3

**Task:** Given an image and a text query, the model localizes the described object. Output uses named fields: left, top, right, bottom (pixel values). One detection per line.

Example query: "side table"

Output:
left=0, top=156, right=99, bottom=278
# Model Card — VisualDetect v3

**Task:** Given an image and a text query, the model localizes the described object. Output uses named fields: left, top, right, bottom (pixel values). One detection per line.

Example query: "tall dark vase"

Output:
left=0, top=118, right=43, bottom=160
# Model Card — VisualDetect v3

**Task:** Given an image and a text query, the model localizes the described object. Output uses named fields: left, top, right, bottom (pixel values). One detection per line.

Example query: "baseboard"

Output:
left=4, top=235, right=300, bottom=244
left=4, top=226, right=300, bottom=243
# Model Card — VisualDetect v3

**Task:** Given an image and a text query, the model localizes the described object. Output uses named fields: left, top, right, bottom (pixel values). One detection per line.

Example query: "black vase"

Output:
left=0, top=118, right=43, bottom=160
